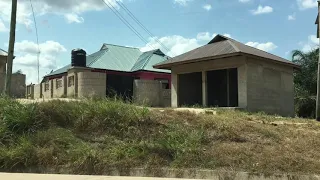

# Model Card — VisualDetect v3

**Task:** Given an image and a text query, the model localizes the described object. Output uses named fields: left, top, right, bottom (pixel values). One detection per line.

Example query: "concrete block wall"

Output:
left=11, top=73, right=26, bottom=98
left=34, top=84, right=42, bottom=99
left=77, top=71, right=106, bottom=98
left=26, top=84, right=34, bottom=99
left=246, top=58, right=294, bottom=117
left=0, top=72, right=26, bottom=98
left=0, top=56, right=6, bottom=73
left=53, top=76, right=67, bottom=98
left=161, top=89, right=171, bottom=107
left=42, top=80, right=53, bottom=99
left=133, top=79, right=171, bottom=107
left=67, top=72, right=77, bottom=97
left=171, top=56, right=247, bottom=108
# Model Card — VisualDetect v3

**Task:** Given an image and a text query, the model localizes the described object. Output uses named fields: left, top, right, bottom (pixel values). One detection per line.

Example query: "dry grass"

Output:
left=0, top=97, right=319, bottom=175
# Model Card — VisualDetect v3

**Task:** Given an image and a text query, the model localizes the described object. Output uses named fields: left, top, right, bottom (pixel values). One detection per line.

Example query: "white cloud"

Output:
left=64, top=13, right=84, bottom=24
left=174, top=0, right=193, bottom=6
left=197, top=32, right=215, bottom=41
left=0, top=0, right=120, bottom=27
left=13, top=40, right=67, bottom=83
left=223, top=34, right=232, bottom=38
left=297, top=0, right=317, bottom=10
left=300, top=35, right=318, bottom=52
left=0, top=19, right=8, bottom=32
left=141, top=32, right=230, bottom=57
left=203, top=4, right=212, bottom=11
left=288, top=13, right=296, bottom=20
left=245, top=42, right=278, bottom=52
left=251, top=5, right=273, bottom=15
left=239, top=0, right=251, bottom=3
left=196, top=32, right=231, bottom=41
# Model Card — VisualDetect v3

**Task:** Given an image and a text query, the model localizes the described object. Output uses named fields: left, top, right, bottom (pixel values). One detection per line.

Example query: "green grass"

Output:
left=0, top=97, right=319, bottom=175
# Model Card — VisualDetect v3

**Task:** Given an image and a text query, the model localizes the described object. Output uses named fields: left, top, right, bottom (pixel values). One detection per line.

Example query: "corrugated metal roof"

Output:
left=0, top=48, right=8, bottom=56
left=154, top=34, right=299, bottom=69
left=45, top=44, right=170, bottom=77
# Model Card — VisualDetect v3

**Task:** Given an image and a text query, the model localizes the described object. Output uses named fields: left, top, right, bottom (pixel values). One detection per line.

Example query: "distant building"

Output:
left=0, top=48, right=26, bottom=98
left=27, top=44, right=171, bottom=106
left=154, top=34, right=300, bottom=117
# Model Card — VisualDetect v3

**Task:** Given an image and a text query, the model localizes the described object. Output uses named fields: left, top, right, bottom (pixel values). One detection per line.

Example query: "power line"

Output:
left=29, top=0, right=40, bottom=83
left=100, top=0, right=156, bottom=50
left=115, top=1, right=173, bottom=56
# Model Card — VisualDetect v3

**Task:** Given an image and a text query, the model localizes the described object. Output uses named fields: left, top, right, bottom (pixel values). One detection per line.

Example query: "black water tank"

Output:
left=71, top=48, right=86, bottom=67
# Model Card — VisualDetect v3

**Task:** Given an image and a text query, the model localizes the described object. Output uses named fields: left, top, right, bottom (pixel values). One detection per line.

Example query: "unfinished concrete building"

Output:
left=0, top=49, right=26, bottom=98
left=27, top=44, right=171, bottom=107
left=154, top=35, right=300, bottom=117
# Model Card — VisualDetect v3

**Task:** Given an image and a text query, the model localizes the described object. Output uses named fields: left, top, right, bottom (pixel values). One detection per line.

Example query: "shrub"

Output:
left=295, top=96, right=316, bottom=118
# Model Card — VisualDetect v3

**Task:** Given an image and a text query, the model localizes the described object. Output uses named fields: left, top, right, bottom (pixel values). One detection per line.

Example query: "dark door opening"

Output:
left=178, top=72, right=202, bottom=107
left=106, top=74, right=134, bottom=101
left=207, top=68, right=238, bottom=107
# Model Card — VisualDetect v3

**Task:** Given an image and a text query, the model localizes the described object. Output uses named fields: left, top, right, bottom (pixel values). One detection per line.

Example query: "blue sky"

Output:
left=0, top=0, right=319, bottom=83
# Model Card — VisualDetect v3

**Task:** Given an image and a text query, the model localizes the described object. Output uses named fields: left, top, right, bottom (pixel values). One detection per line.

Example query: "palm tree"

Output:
left=292, top=48, right=319, bottom=97
left=292, top=48, right=318, bottom=118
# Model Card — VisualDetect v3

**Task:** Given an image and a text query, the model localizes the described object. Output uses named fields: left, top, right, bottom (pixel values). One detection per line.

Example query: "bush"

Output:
left=295, top=96, right=316, bottom=118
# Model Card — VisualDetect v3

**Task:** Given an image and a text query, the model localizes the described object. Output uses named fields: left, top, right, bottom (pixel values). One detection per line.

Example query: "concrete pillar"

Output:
left=238, top=64, right=247, bottom=108
left=202, top=71, right=207, bottom=107
left=171, top=73, right=178, bottom=107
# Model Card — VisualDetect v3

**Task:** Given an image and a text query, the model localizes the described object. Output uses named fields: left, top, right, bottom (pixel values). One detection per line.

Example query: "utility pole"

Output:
left=316, top=1, right=320, bottom=121
left=3, top=0, right=18, bottom=96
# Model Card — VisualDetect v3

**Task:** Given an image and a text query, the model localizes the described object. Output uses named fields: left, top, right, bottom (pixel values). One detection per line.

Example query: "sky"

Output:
left=0, top=0, right=319, bottom=84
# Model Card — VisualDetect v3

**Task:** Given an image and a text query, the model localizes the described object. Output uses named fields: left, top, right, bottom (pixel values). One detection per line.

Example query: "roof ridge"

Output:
left=131, top=51, right=152, bottom=71
left=103, top=43, right=140, bottom=50
left=216, top=34, right=290, bottom=62
left=226, top=39, right=240, bottom=52
left=141, top=54, right=153, bottom=70
left=87, top=49, right=108, bottom=66
left=229, top=38, right=290, bottom=61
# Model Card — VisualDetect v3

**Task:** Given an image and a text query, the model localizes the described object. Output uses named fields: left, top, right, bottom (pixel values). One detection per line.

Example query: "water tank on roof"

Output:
left=71, top=48, right=86, bottom=67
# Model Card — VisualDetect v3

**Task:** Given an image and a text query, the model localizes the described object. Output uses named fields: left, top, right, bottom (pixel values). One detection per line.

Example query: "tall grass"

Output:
left=0, top=98, right=319, bottom=175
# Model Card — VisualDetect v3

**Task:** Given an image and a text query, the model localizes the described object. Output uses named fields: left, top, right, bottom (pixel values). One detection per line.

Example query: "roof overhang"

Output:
left=153, top=52, right=242, bottom=70
left=241, top=53, right=301, bottom=70
left=154, top=52, right=300, bottom=70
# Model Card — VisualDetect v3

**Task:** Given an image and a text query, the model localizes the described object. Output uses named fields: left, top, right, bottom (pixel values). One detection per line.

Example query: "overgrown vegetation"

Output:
left=0, top=98, right=319, bottom=175
left=292, top=48, right=318, bottom=118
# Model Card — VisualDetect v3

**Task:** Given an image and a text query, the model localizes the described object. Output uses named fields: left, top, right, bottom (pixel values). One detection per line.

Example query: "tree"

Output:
left=292, top=48, right=319, bottom=96
left=292, top=48, right=318, bottom=118
left=14, top=69, right=22, bottom=74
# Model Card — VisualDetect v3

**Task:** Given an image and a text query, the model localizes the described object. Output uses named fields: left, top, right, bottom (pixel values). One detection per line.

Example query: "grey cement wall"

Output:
left=53, top=76, right=67, bottom=98
left=34, top=84, right=42, bottom=99
left=77, top=71, right=106, bottom=98
left=26, top=84, right=34, bottom=99
left=133, top=79, right=171, bottom=107
left=67, top=72, right=77, bottom=97
left=171, top=56, right=247, bottom=108
left=42, top=80, right=53, bottom=99
left=0, top=72, right=26, bottom=98
left=161, top=89, right=171, bottom=107
left=170, top=56, right=295, bottom=117
left=246, top=58, right=295, bottom=117
left=11, top=73, right=26, bottom=98
left=0, top=56, right=6, bottom=73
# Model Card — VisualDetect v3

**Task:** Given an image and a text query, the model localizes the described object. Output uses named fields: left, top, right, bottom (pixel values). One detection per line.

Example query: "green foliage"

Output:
left=292, top=48, right=318, bottom=118
left=295, top=97, right=316, bottom=118
left=0, top=98, right=319, bottom=175
left=292, top=48, right=318, bottom=96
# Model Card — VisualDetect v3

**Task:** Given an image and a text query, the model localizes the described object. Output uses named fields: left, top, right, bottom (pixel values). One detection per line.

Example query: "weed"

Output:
left=0, top=97, right=319, bottom=175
